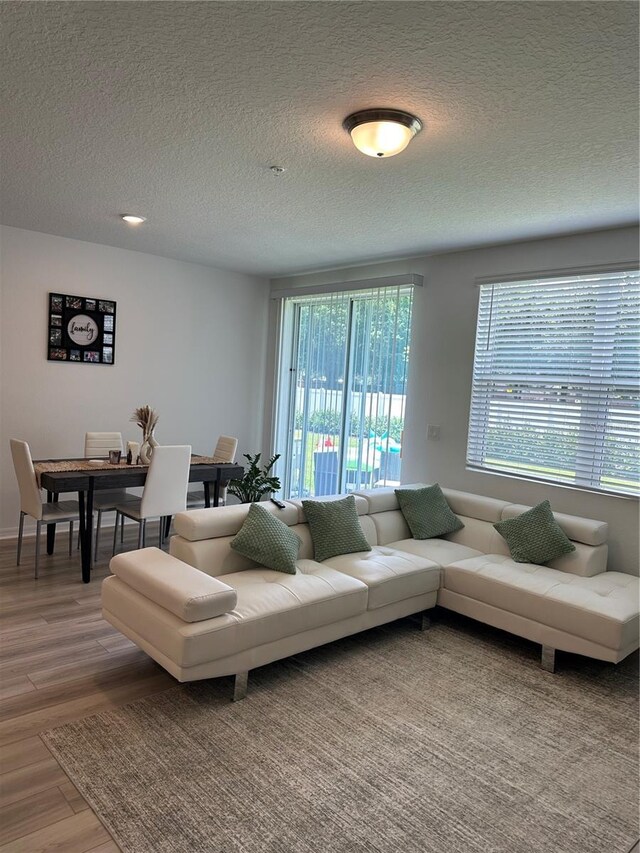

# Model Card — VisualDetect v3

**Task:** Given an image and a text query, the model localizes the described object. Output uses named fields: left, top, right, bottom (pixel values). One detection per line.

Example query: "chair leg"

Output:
left=69, top=521, right=73, bottom=557
left=121, top=512, right=125, bottom=543
left=16, top=512, right=25, bottom=566
left=138, top=519, right=145, bottom=549
left=94, top=509, right=103, bottom=562
left=158, top=517, right=163, bottom=548
left=112, top=511, right=120, bottom=556
left=35, top=520, right=41, bottom=579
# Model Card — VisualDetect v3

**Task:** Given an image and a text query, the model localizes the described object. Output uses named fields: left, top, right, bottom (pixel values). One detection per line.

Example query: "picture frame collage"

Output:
left=48, top=292, right=116, bottom=364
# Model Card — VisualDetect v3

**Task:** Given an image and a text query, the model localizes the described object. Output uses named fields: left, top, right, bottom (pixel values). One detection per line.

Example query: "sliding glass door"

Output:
left=275, top=286, right=413, bottom=499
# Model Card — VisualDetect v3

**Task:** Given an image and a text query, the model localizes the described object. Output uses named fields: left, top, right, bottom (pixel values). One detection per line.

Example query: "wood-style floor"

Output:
left=1, top=528, right=639, bottom=853
left=0, top=523, right=175, bottom=852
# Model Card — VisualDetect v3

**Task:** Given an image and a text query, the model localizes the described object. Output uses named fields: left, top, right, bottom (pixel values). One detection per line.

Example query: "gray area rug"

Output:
left=43, top=613, right=639, bottom=853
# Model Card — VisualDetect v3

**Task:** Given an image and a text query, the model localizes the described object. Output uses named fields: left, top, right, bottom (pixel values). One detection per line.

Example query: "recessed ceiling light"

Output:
left=343, top=109, right=423, bottom=158
left=120, top=214, right=147, bottom=225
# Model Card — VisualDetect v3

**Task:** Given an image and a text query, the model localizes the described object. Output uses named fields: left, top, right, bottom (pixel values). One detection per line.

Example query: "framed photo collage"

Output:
left=48, top=292, right=116, bottom=365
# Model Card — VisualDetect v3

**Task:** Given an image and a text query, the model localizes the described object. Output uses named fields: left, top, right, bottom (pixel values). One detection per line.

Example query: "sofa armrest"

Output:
left=109, top=547, right=237, bottom=623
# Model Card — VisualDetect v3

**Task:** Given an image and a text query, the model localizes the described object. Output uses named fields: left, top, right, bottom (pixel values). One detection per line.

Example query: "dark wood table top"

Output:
left=38, top=460, right=244, bottom=493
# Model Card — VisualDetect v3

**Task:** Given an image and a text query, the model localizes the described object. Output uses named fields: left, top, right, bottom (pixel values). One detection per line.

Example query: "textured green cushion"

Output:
left=493, top=500, right=576, bottom=565
left=231, top=503, right=301, bottom=574
left=395, top=484, right=464, bottom=540
left=302, top=495, right=371, bottom=563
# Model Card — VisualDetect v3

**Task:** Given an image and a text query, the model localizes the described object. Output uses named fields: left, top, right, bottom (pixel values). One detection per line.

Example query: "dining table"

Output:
left=35, top=456, right=244, bottom=583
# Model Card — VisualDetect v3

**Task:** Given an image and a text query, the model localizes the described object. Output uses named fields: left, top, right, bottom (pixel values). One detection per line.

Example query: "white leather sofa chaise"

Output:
left=102, top=485, right=639, bottom=700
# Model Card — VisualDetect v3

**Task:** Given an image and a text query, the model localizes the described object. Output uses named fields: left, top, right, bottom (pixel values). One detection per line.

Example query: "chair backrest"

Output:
left=85, top=432, right=124, bottom=457
left=212, top=435, right=238, bottom=463
left=140, top=445, right=192, bottom=519
left=10, top=439, right=43, bottom=520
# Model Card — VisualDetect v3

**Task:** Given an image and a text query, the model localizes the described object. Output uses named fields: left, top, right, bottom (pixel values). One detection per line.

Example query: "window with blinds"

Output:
left=467, top=268, right=640, bottom=497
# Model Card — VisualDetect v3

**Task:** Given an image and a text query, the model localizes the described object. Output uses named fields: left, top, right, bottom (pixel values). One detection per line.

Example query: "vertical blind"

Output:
left=467, top=268, right=640, bottom=496
left=280, top=285, right=413, bottom=497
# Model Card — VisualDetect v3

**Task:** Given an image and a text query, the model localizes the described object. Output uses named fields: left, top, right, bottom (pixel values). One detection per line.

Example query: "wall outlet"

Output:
left=427, top=424, right=441, bottom=441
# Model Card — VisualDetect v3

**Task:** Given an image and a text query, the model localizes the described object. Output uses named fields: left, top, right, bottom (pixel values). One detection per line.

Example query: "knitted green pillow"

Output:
left=231, top=503, right=301, bottom=574
left=395, top=484, right=464, bottom=540
left=493, top=500, right=576, bottom=565
left=302, top=495, right=371, bottom=562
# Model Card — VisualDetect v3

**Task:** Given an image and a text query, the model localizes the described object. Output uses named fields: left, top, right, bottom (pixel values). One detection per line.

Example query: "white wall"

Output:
left=0, top=226, right=269, bottom=535
left=271, top=226, right=639, bottom=574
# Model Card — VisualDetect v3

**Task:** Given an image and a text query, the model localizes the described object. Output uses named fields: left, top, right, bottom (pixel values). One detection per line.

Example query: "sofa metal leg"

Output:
left=541, top=645, right=556, bottom=673
left=420, top=612, right=432, bottom=632
left=232, top=671, right=248, bottom=702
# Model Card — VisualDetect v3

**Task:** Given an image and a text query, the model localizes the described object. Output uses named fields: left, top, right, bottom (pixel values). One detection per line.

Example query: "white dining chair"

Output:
left=112, top=445, right=191, bottom=553
left=187, top=435, right=238, bottom=508
left=85, top=431, right=135, bottom=561
left=10, top=439, right=80, bottom=579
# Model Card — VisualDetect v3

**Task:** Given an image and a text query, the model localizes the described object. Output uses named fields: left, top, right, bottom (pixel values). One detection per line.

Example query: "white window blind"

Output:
left=467, top=268, right=640, bottom=497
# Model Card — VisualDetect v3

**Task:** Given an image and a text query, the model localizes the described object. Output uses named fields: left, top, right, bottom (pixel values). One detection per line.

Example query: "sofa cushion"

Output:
left=494, top=500, right=575, bottom=565
left=443, top=555, right=639, bottom=651
left=302, top=495, right=372, bottom=562
left=230, top=503, right=301, bottom=574
left=217, top=560, right=369, bottom=654
left=322, top=546, right=440, bottom=610
left=396, top=484, right=464, bottom=540
left=387, top=537, right=482, bottom=568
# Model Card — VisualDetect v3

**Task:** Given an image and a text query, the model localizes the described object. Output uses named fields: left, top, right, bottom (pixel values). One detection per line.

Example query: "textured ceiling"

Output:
left=1, top=1, right=638, bottom=276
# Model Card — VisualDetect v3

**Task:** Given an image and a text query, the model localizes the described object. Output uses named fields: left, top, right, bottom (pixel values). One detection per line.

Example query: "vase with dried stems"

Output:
left=131, top=405, right=159, bottom=464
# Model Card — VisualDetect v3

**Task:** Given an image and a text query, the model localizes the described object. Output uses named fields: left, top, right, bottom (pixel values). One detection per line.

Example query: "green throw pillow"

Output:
left=395, top=484, right=464, bottom=540
left=302, top=495, right=371, bottom=562
left=493, top=500, right=576, bottom=565
left=231, top=503, right=301, bottom=574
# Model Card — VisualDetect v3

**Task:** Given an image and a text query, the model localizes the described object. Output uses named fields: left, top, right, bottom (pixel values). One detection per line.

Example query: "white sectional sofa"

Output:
left=102, top=485, right=639, bottom=699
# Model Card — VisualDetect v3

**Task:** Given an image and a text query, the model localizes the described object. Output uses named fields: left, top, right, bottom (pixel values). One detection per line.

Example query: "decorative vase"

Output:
left=139, top=430, right=158, bottom=464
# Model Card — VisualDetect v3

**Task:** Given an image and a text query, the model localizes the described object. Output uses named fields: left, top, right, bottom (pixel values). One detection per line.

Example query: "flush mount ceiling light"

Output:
left=343, top=109, right=423, bottom=158
left=120, top=214, right=147, bottom=225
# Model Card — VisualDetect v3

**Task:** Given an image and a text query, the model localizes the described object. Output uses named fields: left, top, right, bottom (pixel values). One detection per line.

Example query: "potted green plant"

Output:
left=228, top=453, right=281, bottom=504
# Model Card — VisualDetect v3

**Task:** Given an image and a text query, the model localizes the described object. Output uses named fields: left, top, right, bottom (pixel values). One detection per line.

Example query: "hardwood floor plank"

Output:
left=0, top=808, right=111, bottom=853
left=86, top=841, right=121, bottom=853
left=0, top=533, right=171, bottom=848
left=0, top=757, right=67, bottom=808
left=59, top=780, right=89, bottom=813
left=0, top=678, right=35, bottom=702
left=41, top=601, right=102, bottom=624
left=0, top=640, right=111, bottom=680
left=0, top=672, right=174, bottom=746
left=0, top=737, right=50, bottom=774
left=1, top=659, right=168, bottom=723
left=0, top=614, right=47, bottom=635
left=0, top=786, right=73, bottom=845
left=97, top=634, right=137, bottom=653
left=28, top=648, right=149, bottom=690
left=0, top=617, right=117, bottom=653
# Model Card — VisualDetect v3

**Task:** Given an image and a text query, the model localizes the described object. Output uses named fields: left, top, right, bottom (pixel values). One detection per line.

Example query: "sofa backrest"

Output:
left=171, top=495, right=379, bottom=576
left=171, top=503, right=298, bottom=576
left=354, top=485, right=609, bottom=577
left=170, top=484, right=608, bottom=579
